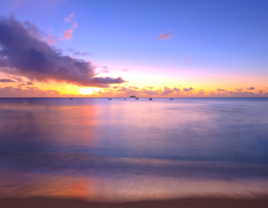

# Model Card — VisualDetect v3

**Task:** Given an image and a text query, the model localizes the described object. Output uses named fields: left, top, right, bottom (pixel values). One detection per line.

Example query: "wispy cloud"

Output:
left=74, top=51, right=88, bottom=56
left=64, top=22, right=78, bottom=39
left=217, top=89, right=226, bottom=92
left=246, top=87, right=255, bottom=90
left=64, top=13, right=74, bottom=22
left=183, top=56, right=192, bottom=62
left=123, top=69, right=130, bottom=72
left=158, top=32, right=172, bottom=40
left=46, top=34, right=60, bottom=45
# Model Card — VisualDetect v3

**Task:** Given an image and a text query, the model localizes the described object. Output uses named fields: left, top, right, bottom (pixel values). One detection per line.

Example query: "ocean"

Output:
left=0, top=98, right=268, bottom=201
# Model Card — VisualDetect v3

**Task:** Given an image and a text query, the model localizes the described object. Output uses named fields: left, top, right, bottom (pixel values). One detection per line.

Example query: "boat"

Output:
left=69, top=98, right=73, bottom=100
left=149, top=98, right=153, bottom=100
left=169, top=98, right=173, bottom=100
left=108, top=98, right=112, bottom=100
left=124, top=98, right=127, bottom=100
left=135, top=97, right=139, bottom=100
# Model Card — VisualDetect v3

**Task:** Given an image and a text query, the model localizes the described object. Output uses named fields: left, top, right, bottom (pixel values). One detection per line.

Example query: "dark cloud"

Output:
left=246, top=87, right=255, bottom=90
left=183, top=87, right=193, bottom=92
left=0, top=78, right=15, bottom=82
left=0, top=17, right=125, bottom=88
left=26, top=81, right=33, bottom=85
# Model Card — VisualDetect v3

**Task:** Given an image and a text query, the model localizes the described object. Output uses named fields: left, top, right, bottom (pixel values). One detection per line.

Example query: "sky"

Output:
left=0, top=0, right=267, bottom=97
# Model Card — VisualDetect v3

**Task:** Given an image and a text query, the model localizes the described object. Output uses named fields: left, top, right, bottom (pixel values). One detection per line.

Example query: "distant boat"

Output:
left=169, top=98, right=173, bottom=100
left=135, top=97, right=139, bottom=100
left=129, top=95, right=137, bottom=98
left=108, top=98, right=112, bottom=100
left=69, top=98, right=73, bottom=100
left=149, top=98, right=153, bottom=100
left=124, top=98, right=127, bottom=100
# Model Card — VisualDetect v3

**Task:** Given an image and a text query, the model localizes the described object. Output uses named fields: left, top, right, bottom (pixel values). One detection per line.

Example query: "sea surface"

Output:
left=0, top=97, right=268, bottom=201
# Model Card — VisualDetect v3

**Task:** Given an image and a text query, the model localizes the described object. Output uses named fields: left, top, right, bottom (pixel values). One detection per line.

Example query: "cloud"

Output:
left=46, top=34, right=60, bottom=45
left=158, top=32, right=172, bottom=40
left=217, top=88, right=226, bottom=92
left=235, top=88, right=243, bottom=93
left=129, top=86, right=139, bottom=89
left=64, top=22, right=77, bottom=39
left=146, top=86, right=154, bottom=89
left=64, top=13, right=74, bottom=22
left=123, top=68, right=130, bottom=72
left=173, top=87, right=180, bottom=92
left=198, top=89, right=205, bottom=95
left=27, top=81, right=33, bottom=85
left=0, top=17, right=125, bottom=88
left=74, top=51, right=88, bottom=56
left=183, top=87, right=193, bottom=92
left=0, top=79, right=15, bottom=82
left=0, top=86, right=60, bottom=97
left=161, top=86, right=173, bottom=95
left=246, top=87, right=255, bottom=90
left=183, top=56, right=192, bottom=62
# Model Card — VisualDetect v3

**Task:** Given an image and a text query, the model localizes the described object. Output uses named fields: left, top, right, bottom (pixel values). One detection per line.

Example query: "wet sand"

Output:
left=1, top=197, right=268, bottom=208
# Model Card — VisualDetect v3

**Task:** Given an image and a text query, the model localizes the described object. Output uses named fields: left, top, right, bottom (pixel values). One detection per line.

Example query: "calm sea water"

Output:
left=0, top=98, right=268, bottom=201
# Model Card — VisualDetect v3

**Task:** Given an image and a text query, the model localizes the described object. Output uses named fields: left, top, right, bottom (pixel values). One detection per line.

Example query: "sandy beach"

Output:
left=1, top=197, right=268, bottom=208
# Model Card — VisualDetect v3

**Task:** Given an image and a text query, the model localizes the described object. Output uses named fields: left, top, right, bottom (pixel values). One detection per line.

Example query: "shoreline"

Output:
left=1, top=197, right=268, bottom=208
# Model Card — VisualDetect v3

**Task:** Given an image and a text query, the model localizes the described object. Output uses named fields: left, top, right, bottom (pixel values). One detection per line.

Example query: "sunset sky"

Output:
left=0, top=0, right=267, bottom=97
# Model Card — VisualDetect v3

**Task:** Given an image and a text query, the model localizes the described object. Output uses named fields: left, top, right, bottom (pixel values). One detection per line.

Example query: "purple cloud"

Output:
left=173, top=87, right=181, bottom=92
left=0, top=79, right=15, bottom=82
left=183, top=87, right=193, bottom=92
left=246, top=87, right=255, bottom=90
left=161, top=86, right=173, bottom=95
left=217, top=89, right=226, bottom=91
left=0, top=17, right=125, bottom=88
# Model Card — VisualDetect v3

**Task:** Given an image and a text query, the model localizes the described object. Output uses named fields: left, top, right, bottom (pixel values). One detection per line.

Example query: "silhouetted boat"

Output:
left=124, top=98, right=127, bottom=100
left=69, top=98, right=73, bottom=100
left=149, top=98, right=153, bottom=100
left=108, top=98, right=112, bottom=100
left=169, top=98, right=173, bottom=100
left=136, top=97, right=139, bottom=100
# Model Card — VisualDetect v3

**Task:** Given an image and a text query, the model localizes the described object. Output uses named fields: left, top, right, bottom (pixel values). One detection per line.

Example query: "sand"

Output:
left=1, top=197, right=268, bottom=208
